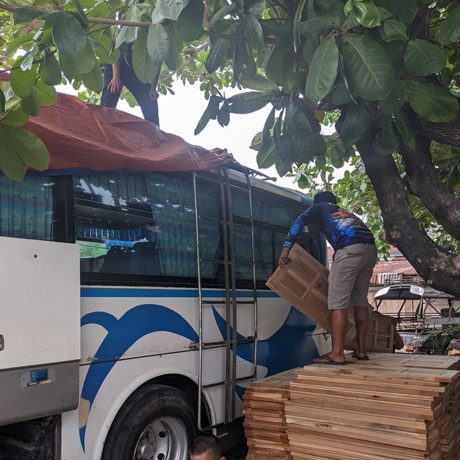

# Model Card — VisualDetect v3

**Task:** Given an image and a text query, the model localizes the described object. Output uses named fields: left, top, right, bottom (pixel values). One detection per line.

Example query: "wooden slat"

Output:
left=244, top=356, right=460, bottom=460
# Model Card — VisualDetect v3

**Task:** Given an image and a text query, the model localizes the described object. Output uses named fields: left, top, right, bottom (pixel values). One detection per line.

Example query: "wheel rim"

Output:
left=133, top=416, right=188, bottom=460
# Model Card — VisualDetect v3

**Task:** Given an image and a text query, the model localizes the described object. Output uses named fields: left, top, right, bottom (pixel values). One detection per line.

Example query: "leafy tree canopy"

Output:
left=0, top=0, right=459, bottom=296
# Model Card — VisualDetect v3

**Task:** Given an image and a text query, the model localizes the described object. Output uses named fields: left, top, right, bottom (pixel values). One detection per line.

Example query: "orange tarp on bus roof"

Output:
left=23, top=92, right=232, bottom=173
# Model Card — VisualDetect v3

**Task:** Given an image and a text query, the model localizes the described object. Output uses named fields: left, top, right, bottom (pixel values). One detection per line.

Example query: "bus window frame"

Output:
left=64, top=170, right=324, bottom=289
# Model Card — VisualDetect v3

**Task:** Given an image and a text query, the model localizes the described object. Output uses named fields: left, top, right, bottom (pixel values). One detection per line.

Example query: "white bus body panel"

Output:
left=0, top=237, right=80, bottom=424
left=61, top=287, right=320, bottom=460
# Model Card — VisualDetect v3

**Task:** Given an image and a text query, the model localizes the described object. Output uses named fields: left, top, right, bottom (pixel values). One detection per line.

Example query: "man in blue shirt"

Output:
left=279, top=191, right=377, bottom=364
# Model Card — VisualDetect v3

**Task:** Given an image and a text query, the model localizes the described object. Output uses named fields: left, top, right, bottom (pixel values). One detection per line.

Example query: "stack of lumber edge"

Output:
left=243, top=369, right=295, bottom=460
left=243, top=354, right=460, bottom=460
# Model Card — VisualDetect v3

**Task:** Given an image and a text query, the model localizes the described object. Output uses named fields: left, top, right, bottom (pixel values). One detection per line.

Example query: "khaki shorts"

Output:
left=328, top=243, right=377, bottom=310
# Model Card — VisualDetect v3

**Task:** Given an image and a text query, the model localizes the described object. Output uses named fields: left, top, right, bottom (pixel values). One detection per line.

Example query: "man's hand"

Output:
left=108, top=76, right=122, bottom=94
left=278, top=247, right=291, bottom=266
left=149, top=86, right=159, bottom=100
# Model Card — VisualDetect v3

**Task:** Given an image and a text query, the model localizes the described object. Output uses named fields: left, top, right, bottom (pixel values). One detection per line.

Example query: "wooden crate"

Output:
left=266, top=244, right=397, bottom=352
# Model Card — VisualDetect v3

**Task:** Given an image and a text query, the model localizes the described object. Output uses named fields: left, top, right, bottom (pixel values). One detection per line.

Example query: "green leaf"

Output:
left=207, top=95, right=221, bottom=120
left=298, top=13, right=342, bottom=38
left=154, top=0, right=188, bottom=22
left=345, top=0, right=381, bottom=28
left=373, top=125, right=398, bottom=155
left=394, top=111, right=416, bottom=150
left=115, top=26, right=138, bottom=49
left=79, top=64, right=103, bottom=93
left=374, top=0, right=417, bottom=25
left=250, top=131, right=262, bottom=150
left=227, top=91, right=273, bottom=114
left=13, top=7, right=45, bottom=24
left=404, top=39, right=445, bottom=77
left=239, top=74, right=278, bottom=91
left=10, top=68, right=35, bottom=98
left=257, top=143, right=277, bottom=168
left=164, top=27, right=180, bottom=71
left=0, top=126, right=50, bottom=181
left=217, top=104, right=230, bottom=126
left=59, top=41, right=96, bottom=80
left=39, top=52, right=62, bottom=86
left=133, top=28, right=160, bottom=84
left=194, top=96, right=222, bottom=134
left=115, top=5, right=144, bottom=46
left=305, top=36, right=338, bottom=104
left=244, top=15, right=264, bottom=49
left=205, top=39, right=228, bottom=74
left=6, top=32, right=35, bottom=55
left=176, top=0, right=204, bottom=42
left=209, top=3, right=237, bottom=29
left=330, top=82, right=353, bottom=105
left=293, top=0, right=306, bottom=52
left=21, top=90, right=40, bottom=116
left=147, top=23, right=170, bottom=65
left=261, top=106, right=276, bottom=153
left=265, top=45, right=293, bottom=87
left=379, top=19, right=407, bottom=42
left=34, top=80, right=57, bottom=106
left=20, top=46, right=40, bottom=71
left=92, top=34, right=120, bottom=65
left=343, top=34, right=395, bottom=101
left=436, top=5, right=460, bottom=45
left=339, top=104, right=372, bottom=146
left=247, top=0, right=266, bottom=18
left=1, top=106, right=30, bottom=127
left=52, top=12, right=87, bottom=59
left=403, top=81, right=459, bottom=123
left=379, top=80, right=404, bottom=114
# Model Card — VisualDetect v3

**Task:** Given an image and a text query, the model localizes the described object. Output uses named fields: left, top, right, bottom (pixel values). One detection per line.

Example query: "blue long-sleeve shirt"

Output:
left=283, top=202, right=374, bottom=251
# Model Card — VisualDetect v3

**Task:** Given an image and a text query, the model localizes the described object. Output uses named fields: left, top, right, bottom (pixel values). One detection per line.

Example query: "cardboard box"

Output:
left=266, top=244, right=396, bottom=352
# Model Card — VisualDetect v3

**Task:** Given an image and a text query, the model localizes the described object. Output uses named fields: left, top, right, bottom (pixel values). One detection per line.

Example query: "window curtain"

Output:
left=0, top=175, right=54, bottom=241
left=145, top=173, right=220, bottom=279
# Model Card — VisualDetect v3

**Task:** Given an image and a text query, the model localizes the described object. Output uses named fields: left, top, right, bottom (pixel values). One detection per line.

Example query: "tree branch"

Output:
left=0, top=3, right=277, bottom=44
left=399, top=138, right=460, bottom=241
left=420, top=116, right=460, bottom=149
left=358, top=135, right=460, bottom=298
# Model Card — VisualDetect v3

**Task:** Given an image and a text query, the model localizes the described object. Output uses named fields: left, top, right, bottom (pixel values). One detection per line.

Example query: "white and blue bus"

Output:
left=0, top=126, right=326, bottom=460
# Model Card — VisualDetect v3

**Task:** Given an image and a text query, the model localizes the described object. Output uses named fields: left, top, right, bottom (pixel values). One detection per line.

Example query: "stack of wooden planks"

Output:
left=243, top=354, right=460, bottom=460
left=243, top=369, right=295, bottom=460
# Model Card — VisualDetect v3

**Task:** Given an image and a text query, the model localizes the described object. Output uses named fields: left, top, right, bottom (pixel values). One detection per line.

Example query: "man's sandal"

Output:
left=352, top=352, right=369, bottom=361
left=313, top=354, right=347, bottom=365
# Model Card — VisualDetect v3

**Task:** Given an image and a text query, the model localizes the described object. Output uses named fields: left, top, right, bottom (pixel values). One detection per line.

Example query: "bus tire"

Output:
left=101, top=384, right=198, bottom=460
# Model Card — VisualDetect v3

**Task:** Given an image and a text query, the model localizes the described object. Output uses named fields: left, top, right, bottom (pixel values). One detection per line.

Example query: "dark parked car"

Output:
left=413, top=328, right=460, bottom=355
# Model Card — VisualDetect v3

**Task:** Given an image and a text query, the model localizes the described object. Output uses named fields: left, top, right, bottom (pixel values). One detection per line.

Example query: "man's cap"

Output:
left=313, top=191, right=337, bottom=205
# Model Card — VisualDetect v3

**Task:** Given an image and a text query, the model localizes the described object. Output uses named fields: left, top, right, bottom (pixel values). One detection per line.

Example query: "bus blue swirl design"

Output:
left=79, top=304, right=198, bottom=450
left=211, top=306, right=319, bottom=397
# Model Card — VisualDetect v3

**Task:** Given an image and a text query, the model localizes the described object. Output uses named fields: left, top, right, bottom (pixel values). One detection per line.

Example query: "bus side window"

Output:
left=145, top=173, right=221, bottom=282
left=0, top=174, right=58, bottom=241
left=73, top=173, right=160, bottom=277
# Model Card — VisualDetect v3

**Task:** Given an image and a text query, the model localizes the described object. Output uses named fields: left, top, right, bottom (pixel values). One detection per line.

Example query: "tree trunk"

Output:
left=420, top=116, right=460, bottom=149
left=400, top=138, right=460, bottom=241
left=357, top=138, right=460, bottom=298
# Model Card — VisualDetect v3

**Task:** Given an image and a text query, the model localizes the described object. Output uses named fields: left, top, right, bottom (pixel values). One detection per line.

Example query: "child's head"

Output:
left=189, top=434, right=225, bottom=460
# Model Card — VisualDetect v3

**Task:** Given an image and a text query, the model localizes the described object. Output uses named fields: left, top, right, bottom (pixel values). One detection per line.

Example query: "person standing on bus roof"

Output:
left=189, top=434, right=226, bottom=460
left=100, top=43, right=160, bottom=126
left=279, top=191, right=377, bottom=365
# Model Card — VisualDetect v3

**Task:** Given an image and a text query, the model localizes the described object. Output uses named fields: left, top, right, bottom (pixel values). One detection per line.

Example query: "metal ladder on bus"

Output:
left=193, top=168, right=258, bottom=431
